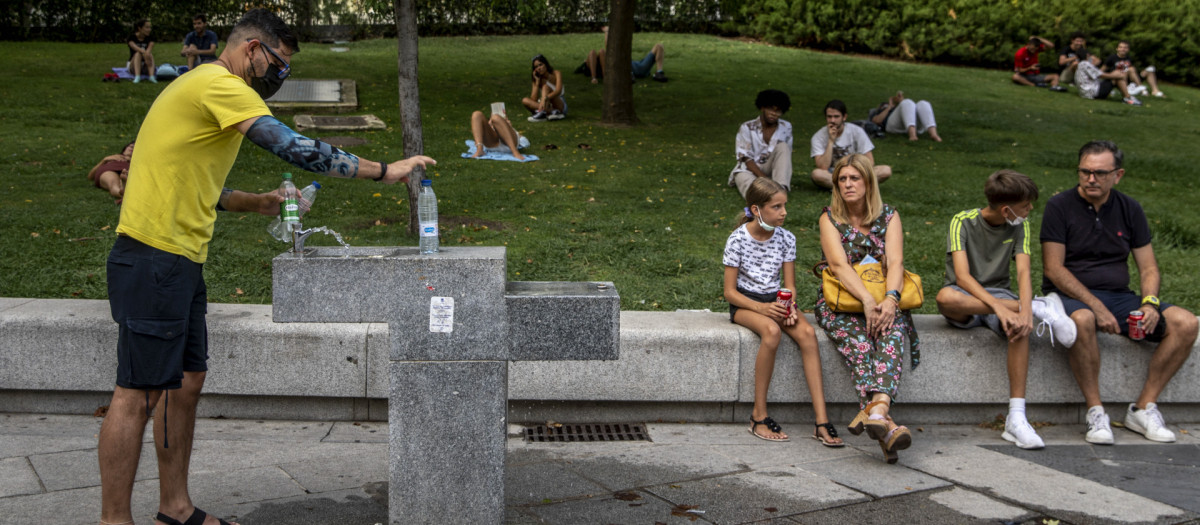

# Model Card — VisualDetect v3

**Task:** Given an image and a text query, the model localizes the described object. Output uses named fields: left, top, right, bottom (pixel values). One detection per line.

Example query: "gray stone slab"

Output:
left=797, top=455, right=951, bottom=497
left=0, top=434, right=99, bottom=460
left=323, top=420, right=389, bottom=443
left=0, top=299, right=119, bottom=392
left=196, top=394, right=366, bottom=420
left=229, top=486, right=388, bottom=525
left=0, top=456, right=43, bottom=498
left=365, top=322, right=393, bottom=398
left=267, top=79, right=342, bottom=102
left=294, top=114, right=387, bottom=132
left=504, top=461, right=609, bottom=505
left=505, top=281, right=619, bottom=361
left=0, top=482, right=154, bottom=525
left=1, top=413, right=105, bottom=437
left=642, top=468, right=869, bottom=523
left=983, top=443, right=1200, bottom=514
left=204, top=303, right=369, bottom=397
left=705, top=440, right=862, bottom=471
left=791, top=488, right=1037, bottom=525
left=509, top=311, right=740, bottom=401
left=273, top=246, right=512, bottom=361
left=904, top=442, right=1190, bottom=524
left=549, top=443, right=749, bottom=490
left=279, top=446, right=387, bottom=493
left=389, top=360, right=507, bottom=524
left=0, top=297, right=33, bottom=312
left=30, top=443, right=157, bottom=491
left=524, top=489, right=701, bottom=525
left=190, top=418, right=334, bottom=442
left=927, top=486, right=1032, bottom=521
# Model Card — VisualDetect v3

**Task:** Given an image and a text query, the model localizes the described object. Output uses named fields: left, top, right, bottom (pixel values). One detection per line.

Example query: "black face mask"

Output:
left=250, top=62, right=285, bottom=99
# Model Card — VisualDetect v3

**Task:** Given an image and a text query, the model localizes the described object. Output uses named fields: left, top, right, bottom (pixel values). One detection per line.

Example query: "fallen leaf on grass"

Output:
left=30, top=232, right=39, bottom=238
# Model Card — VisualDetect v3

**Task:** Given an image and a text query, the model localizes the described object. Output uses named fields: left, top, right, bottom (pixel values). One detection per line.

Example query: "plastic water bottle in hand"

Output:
left=418, top=179, right=439, bottom=254
left=269, top=180, right=321, bottom=242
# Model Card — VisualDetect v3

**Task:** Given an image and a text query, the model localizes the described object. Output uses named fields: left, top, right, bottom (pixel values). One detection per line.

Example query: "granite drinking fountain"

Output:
left=272, top=246, right=619, bottom=524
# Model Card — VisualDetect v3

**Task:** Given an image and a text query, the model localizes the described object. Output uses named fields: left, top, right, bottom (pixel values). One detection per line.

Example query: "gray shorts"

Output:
left=942, top=284, right=1017, bottom=338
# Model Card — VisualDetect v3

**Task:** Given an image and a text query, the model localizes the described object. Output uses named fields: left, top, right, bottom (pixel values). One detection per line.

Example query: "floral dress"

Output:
left=814, top=204, right=921, bottom=409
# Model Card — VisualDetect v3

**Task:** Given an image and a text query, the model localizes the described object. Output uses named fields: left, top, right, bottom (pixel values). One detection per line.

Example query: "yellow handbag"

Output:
left=821, top=262, right=923, bottom=312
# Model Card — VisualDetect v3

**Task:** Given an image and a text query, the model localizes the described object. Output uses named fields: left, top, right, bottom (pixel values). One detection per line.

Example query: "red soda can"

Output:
left=777, top=288, right=794, bottom=317
left=1128, top=310, right=1145, bottom=340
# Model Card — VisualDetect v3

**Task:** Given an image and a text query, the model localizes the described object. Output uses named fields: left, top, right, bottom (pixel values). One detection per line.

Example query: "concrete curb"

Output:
left=2, top=298, right=1197, bottom=422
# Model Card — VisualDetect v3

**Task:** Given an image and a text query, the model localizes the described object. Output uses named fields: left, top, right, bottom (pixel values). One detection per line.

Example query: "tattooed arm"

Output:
left=216, top=186, right=282, bottom=215
left=237, top=116, right=435, bottom=183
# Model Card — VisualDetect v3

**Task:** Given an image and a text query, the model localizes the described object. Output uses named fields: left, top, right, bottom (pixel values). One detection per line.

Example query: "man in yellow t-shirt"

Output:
left=98, top=9, right=435, bottom=525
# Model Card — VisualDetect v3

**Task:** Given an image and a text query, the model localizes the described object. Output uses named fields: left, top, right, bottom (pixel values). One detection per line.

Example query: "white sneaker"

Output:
left=547, top=109, right=565, bottom=121
left=1085, top=407, right=1114, bottom=445
left=1153, top=91, right=1165, bottom=98
left=1124, top=402, right=1177, bottom=442
left=1128, top=83, right=1147, bottom=96
left=1123, top=95, right=1143, bottom=106
left=1002, top=415, right=1045, bottom=449
left=1032, top=293, right=1077, bottom=347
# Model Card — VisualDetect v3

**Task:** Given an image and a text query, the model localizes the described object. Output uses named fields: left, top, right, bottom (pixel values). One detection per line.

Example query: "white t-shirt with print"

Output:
left=810, top=122, right=874, bottom=166
left=723, top=224, right=796, bottom=295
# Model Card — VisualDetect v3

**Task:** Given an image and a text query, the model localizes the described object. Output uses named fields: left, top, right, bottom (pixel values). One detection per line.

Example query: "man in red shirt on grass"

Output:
left=1013, top=36, right=1066, bottom=92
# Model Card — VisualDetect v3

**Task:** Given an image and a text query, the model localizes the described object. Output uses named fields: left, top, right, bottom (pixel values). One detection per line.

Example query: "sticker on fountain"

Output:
left=429, top=296, right=454, bottom=333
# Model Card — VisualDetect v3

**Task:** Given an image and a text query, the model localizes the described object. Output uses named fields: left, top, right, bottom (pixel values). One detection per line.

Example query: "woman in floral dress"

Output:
left=814, top=153, right=921, bottom=464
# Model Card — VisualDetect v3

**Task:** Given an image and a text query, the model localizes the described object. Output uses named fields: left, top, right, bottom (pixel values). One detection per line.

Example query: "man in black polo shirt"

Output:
left=1041, top=140, right=1197, bottom=445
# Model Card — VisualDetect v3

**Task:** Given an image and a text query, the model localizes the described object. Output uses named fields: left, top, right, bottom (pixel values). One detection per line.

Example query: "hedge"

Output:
left=734, top=0, right=1200, bottom=86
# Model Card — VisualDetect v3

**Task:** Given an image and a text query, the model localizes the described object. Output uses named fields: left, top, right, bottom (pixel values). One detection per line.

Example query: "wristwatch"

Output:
left=1141, top=295, right=1160, bottom=309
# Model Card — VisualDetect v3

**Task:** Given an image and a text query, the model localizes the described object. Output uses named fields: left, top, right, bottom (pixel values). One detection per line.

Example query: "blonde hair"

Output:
left=738, top=178, right=786, bottom=228
left=828, top=154, right=882, bottom=225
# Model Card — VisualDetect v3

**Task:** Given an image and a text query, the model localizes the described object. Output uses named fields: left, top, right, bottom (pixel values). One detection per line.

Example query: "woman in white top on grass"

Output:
left=522, top=54, right=566, bottom=122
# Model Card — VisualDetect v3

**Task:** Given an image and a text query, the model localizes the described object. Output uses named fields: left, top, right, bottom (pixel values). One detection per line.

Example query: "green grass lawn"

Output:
left=2, top=34, right=1199, bottom=313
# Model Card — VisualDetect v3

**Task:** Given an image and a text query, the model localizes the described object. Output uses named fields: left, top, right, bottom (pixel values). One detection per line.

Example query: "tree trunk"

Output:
left=601, top=0, right=639, bottom=125
left=394, top=0, right=425, bottom=235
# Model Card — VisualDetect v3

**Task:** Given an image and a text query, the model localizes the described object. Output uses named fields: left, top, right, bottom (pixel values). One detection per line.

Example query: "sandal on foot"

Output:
left=812, top=422, right=845, bottom=448
left=877, top=425, right=912, bottom=464
left=749, top=416, right=789, bottom=442
left=156, top=507, right=234, bottom=525
left=848, top=400, right=889, bottom=439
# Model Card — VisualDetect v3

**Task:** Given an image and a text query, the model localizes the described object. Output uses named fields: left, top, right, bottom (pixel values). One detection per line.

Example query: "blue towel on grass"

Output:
left=461, top=140, right=538, bottom=162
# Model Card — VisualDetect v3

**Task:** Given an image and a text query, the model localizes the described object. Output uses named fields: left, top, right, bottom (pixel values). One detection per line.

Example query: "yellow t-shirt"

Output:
left=116, top=63, right=271, bottom=263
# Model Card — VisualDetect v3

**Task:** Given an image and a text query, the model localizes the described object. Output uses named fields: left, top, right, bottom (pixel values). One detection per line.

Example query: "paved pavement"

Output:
left=1, top=413, right=1198, bottom=525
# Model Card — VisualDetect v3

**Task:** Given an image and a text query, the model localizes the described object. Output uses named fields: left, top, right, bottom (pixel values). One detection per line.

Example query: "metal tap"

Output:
left=291, top=222, right=316, bottom=254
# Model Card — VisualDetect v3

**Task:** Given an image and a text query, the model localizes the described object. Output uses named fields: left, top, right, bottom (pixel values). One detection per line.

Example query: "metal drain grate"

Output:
left=523, top=423, right=651, bottom=443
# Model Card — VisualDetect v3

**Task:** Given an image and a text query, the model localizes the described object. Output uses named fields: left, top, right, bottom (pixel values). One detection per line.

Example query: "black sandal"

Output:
left=812, top=422, right=846, bottom=448
left=748, top=415, right=789, bottom=442
left=156, top=507, right=233, bottom=525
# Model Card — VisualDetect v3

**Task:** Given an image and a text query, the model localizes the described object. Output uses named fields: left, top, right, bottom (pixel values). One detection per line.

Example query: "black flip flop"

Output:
left=156, top=507, right=233, bottom=525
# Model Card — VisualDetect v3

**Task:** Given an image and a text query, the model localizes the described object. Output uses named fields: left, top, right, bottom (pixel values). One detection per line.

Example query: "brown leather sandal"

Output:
left=878, top=416, right=912, bottom=464
left=848, top=400, right=890, bottom=439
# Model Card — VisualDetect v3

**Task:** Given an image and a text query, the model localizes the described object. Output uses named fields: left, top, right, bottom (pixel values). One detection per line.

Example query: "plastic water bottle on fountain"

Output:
left=418, top=178, right=439, bottom=254
left=269, top=179, right=321, bottom=242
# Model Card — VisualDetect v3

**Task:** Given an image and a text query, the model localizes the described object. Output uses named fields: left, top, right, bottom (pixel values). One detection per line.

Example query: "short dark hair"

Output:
left=1070, top=31, right=1086, bottom=41
left=229, top=8, right=299, bottom=53
left=1118, top=40, right=1131, bottom=47
left=1078, top=140, right=1123, bottom=170
left=754, top=89, right=791, bottom=113
left=984, top=169, right=1039, bottom=208
left=1028, top=36, right=1040, bottom=45
left=824, top=99, right=848, bottom=116
left=134, top=19, right=150, bottom=31
left=193, top=13, right=207, bottom=23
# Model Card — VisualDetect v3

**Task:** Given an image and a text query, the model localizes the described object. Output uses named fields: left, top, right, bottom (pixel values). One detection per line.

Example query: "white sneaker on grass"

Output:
left=1128, top=83, right=1147, bottom=96
left=1086, top=406, right=1114, bottom=445
left=1032, top=293, right=1077, bottom=347
left=1002, top=415, right=1045, bottom=449
left=1125, top=402, right=1176, bottom=442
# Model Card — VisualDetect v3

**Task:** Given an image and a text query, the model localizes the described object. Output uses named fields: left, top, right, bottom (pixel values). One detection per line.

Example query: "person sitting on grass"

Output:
left=469, top=110, right=528, bottom=161
left=181, top=13, right=219, bottom=70
left=868, top=91, right=942, bottom=142
left=1102, top=41, right=1163, bottom=99
left=127, top=19, right=157, bottom=83
left=87, top=142, right=135, bottom=200
left=580, top=25, right=668, bottom=83
left=1058, top=32, right=1089, bottom=86
left=522, top=54, right=566, bottom=122
left=724, top=177, right=843, bottom=448
left=1076, top=54, right=1142, bottom=106
left=811, top=100, right=891, bottom=190
left=728, top=89, right=793, bottom=197
left=1012, top=36, right=1065, bottom=91
left=935, top=169, right=1073, bottom=450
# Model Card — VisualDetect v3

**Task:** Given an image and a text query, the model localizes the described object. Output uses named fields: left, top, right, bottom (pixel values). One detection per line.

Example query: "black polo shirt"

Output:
left=1040, top=186, right=1151, bottom=293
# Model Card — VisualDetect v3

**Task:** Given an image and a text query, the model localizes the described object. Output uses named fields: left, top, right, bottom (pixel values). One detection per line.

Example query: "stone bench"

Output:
left=2, top=297, right=1197, bottom=424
